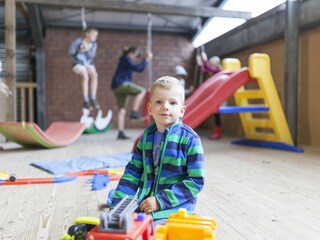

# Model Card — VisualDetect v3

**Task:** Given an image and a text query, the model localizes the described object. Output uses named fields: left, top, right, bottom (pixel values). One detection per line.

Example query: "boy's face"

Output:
left=148, top=86, right=186, bottom=132
left=85, top=31, right=98, bottom=42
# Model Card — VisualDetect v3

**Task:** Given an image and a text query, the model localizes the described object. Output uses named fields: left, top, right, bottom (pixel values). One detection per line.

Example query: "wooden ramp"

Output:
left=0, top=121, right=85, bottom=148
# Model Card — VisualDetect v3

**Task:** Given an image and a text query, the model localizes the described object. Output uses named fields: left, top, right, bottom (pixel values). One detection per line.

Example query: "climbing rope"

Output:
left=147, top=13, right=153, bottom=89
left=144, top=13, right=153, bottom=126
left=196, top=18, right=205, bottom=85
left=81, top=7, right=87, bottom=31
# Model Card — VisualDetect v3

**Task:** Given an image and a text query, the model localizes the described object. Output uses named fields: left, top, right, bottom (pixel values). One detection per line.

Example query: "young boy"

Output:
left=69, top=28, right=100, bottom=110
left=111, top=76, right=205, bottom=227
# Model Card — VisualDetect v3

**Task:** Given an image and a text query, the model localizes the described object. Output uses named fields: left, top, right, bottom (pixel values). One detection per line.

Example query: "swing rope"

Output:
left=144, top=13, right=153, bottom=126
left=147, top=13, right=153, bottom=89
left=81, top=7, right=87, bottom=31
left=196, top=18, right=205, bottom=85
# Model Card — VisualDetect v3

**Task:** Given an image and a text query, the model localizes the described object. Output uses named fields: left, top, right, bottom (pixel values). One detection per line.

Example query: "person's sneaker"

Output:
left=83, top=101, right=92, bottom=111
left=90, top=99, right=100, bottom=109
left=209, top=126, right=222, bottom=140
left=117, top=131, right=130, bottom=140
left=130, top=111, right=145, bottom=121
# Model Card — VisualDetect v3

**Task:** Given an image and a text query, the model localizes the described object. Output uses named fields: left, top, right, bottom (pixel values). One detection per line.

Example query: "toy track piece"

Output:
left=0, top=176, right=77, bottom=186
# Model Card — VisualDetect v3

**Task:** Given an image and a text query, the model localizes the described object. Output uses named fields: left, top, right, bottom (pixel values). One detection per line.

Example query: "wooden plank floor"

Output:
left=0, top=129, right=320, bottom=240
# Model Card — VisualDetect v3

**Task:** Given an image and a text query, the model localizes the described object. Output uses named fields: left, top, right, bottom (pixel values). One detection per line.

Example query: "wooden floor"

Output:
left=0, top=129, right=320, bottom=240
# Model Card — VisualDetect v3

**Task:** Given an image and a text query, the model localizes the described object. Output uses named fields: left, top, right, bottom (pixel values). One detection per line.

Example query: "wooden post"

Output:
left=284, top=0, right=299, bottom=145
left=5, top=0, right=16, bottom=122
left=26, top=3, right=46, bottom=128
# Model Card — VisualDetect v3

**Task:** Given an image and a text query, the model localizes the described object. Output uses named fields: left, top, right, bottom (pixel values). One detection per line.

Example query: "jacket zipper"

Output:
left=153, top=130, right=169, bottom=195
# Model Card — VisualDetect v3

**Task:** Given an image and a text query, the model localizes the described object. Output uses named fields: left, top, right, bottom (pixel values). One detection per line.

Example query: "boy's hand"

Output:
left=145, top=51, right=153, bottom=61
left=80, top=40, right=89, bottom=52
left=140, top=196, right=160, bottom=214
left=201, top=52, right=208, bottom=61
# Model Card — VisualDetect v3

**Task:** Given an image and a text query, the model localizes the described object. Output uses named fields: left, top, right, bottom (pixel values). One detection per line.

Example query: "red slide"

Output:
left=131, top=68, right=251, bottom=152
left=183, top=68, right=251, bottom=129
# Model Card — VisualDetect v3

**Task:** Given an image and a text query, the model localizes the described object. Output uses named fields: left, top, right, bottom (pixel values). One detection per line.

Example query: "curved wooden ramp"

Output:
left=0, top=121, right=85, bottom=148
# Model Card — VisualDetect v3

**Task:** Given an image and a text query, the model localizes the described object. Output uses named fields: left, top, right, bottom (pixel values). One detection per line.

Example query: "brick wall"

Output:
left=45, top=28, right=195, bottom=129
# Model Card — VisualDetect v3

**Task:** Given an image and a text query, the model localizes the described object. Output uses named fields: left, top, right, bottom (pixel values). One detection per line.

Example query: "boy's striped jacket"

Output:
left=111, top=120, right=205, bottom=220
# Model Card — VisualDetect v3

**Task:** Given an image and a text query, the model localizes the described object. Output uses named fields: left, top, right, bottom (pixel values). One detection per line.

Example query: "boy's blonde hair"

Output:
left=151, top=76, right=185, bottom=103
left=84, top=28, right=98, bottom=34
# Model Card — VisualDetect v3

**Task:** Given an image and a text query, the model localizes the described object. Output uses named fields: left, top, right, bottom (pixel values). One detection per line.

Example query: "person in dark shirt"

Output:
left=111, top=46, right=153, bottom=139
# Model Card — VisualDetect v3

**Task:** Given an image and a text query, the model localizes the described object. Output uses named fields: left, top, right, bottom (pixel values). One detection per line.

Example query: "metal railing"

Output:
left=17, top=82, right=37, bottom=122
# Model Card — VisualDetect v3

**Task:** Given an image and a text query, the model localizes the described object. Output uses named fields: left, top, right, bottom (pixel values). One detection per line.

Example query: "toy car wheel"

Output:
left=9, top=174, right=16, bottom=182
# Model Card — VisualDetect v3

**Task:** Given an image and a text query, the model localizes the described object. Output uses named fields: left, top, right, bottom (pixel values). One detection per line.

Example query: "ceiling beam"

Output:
left=15, top=0, right=251, bottom=19
left=205, top=5, right=286, bottom=57
left=45, top=20, right=192, bottom=35
left=205, top=0, right=320, bottom=57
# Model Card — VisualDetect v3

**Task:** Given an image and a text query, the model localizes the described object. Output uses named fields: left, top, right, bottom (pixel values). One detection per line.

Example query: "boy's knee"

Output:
left=81, top=73, right=89, bottom=82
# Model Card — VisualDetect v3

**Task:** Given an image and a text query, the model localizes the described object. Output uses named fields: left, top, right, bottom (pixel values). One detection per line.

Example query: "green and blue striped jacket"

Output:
left=111, top=120, right=205, bottom=220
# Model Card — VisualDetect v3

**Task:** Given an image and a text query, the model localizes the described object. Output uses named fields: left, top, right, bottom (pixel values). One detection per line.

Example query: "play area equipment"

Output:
left=80, top=108, right=113, bottom=133
left=182, top=53, right=303, bottom=152
left=61, top=205, right=216, bottom=240
left=0, top=121, right=85, bottom=148
left=155, top=208, right=216, bottom=240
left=87, top=172, right=111, bottom=191
left=0, top=171, right=16, bottom=182
left=0, top=169, right=122, bottom=186
left=0, top=175, right=77, bottom=186
left=61, top=194, right=155, bottom=240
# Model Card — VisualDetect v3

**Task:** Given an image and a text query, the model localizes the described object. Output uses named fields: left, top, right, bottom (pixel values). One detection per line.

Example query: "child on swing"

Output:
left=69, top=28, right=99, bottom=111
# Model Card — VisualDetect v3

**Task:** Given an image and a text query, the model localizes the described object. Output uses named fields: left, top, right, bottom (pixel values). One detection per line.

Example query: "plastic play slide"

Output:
left=183, top=68, right=252, bottom=128
left=132, top=68, right=251, bottom=152
left=0, top=121, right=85, bottom=148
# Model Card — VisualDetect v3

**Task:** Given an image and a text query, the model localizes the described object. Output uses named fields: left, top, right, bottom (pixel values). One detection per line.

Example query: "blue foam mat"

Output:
left=31, top=152, right=132, bottom=175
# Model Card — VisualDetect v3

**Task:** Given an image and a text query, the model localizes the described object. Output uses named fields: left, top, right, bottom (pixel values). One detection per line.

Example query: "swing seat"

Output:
left=81, top=109, right=113, bottom=134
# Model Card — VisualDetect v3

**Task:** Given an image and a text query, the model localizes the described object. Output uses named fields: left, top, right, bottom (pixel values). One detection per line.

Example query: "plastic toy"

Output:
left=0, top=121, right=85, bottom=148
left=80, top=108, right=112, bottom=134
left=0, top=171, right=16, bottom=182
left=60, top=216, right=100, bottom=240
left=0, top=169, right=122, bottom=187
left=0, top=175, right=77, bottom=186
left=154, top=208, right=216, bottom=240
left=61, top=194, right=154, bottom=240
left=87, top=172, right=110, bottom=191
left=65, top=169, right=123, bottom=179
left=223, top=54, right=303, bottom=152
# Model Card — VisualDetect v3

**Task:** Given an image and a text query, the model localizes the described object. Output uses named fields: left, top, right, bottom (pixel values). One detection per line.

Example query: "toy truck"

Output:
left=61, top=195, right=154, bottom=240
